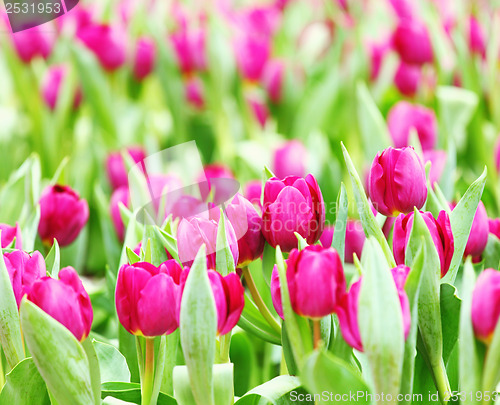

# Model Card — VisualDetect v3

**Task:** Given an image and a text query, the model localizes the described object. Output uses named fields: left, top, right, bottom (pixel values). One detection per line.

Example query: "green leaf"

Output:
left=262, top=243, right=276, bottom=286
left=216, top=211, right=236, bottom=276
left=0, top=358, right=50, bottom=405
left=143, top=225, right=169, bottom=266
left=229, top=332, right=256, bottom=397
left=101, top=382, right=176, bottom=404
left=235, top=375, right=311, bottom=405
left=126, top=247, right=141, bottom=265
left=440, top=283, right=461, bottom=364
left=154, top=227, right=181, bottom=264
left=294, top=232, right=308, bottom=250
left=44, top=239, right=60, bottom=278
left=483, top=235, right=500, bottom=270
left=331, top=183, right=348, bottom=263
left=442, top=168, right=487, bottom=285
left=159, top=330, right=179, bottom=396
left=482, top=303, right=500, bottom=400
left=237, top=294, right=281, bottom=345
left=20, top=300, right=95, bottom=405
left=82, top=339, right=101, bottom=405
left=93, top=340, right=131, bottom=383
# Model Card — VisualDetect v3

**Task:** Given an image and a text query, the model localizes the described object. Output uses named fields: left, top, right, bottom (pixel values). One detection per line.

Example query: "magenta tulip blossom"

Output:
left=450, top=201, right=488, bottom=259
left=234, top=35, right=270, bottom=82
left=38, top=185, right=89, bottom=247
left=115, top=260, right=183, bottom=337
left=0, top=223, right=22, bottom=249
left=468, top=16, right=486, bottom=58
left=185, top=77, right=205, bottom=109
left=27, top=267, right=93, bottom=341
left=110, top=187, right=130, bottom=241
left=319, top=220, right=366, bottom=263
left=170, top=29, right=206, bottom=75
left=262, top=59, right=284, bottom=103
left=489, top=218, right=500, bottom=240
left=423, top=150, right=447, bottom=187
left=262, top=174, right=325, bottom=252
left=272, top=140, right=307, bottom=180
left=368, top=147, right=427, bottom=217
left=197, top=164, right=235, bottom=202
left=394, top=61, right=421, bottom=97
left=106, top=146, right=146, bottom=190
left=248, top=96, right=269, bottom=128
left=393, top=210, right=454, bottom=277
left=392, top=18, right=433, bottom=66
left=133, top=37, right=156, bottom=81
left=41, top=65, right=82, bottom=111
left=11, top=26, right=53, bottom=64
left=471, top=268, right=500, bottom=344
left=244, top=180, right=262, bottom=209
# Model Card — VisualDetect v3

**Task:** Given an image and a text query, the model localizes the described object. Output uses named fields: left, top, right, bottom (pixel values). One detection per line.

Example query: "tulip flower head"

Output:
left=244, top=180, right=263, bottom=209
left=262, top=59, right=285, bottom=103
left=27, top=267, right=93, bottom=341
left=110, top=186, right=130, bottom=241
left=489, top=218, right=500, bottom=240
left=272, top=140, right=307, bottom=180
left=41, top=65, right=82, bottom=111
left=450, top=201, right=488, bottom=259
left=471, top=269, right=500, bottom=344
left=319, top=220, right=365, bottom=263
left=468, top=16, right=486, bottom=58
left=11, top=26, right=53, bottom=64
left=394, top=61, right=421, bottom=97
left=392, top=18, right=433, bottom=66
left=423, top=150, right=447, bottom=187
left=133, top=37, right=156, bottom=81
left=234, top=35, right=270, bottom=82
left=106, top=146, right=146, bottom=190
left=0, top=223, right=22, bottom=249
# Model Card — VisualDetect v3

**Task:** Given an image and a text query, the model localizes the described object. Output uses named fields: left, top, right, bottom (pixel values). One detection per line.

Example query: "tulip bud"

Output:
left=471, top=268, right=500, bottom=344
left=262, top=174, right=325, bottom=252
left=77, top=23, right=126, bottom=71
left=177, top=216, right=239, bottom=269
left=116, top=260, right=183, bottom=336
left=244, top=180, right=262, bottom=209
left=394, top=61, right=421, bottom=97
left=4, top=250, right=46, bottom=308
left=27, top=266, right=93, bottom=341
left=185, top=77, right=205, bottom=109
left=41, top=65, right=82, bottom=111
left=489, top=218, right=500, bottom=240
left=133, top=37, right=156, bottom=81
left=110, top=187, right=130, bottom=241
left=235, top=35, right=270, bottom=82
left=11, top=26, right=53, bottom=64
left=468, top=16, right=486, bottom=58
left=368, top=147, right=427, bottom=217
left=272, top=140, right=307, bottom=179
left=393, top=210, right=454, bottom=277
left=392, top=18, right=433, bottom=66
left=270, top=245, right=345, bottom=319
left=450, top=201, right=488, bottom=258
left=319, top=220, right=365, bottom=263
left=0, top=223, right=22, bottom=249
left=262, top=59, right=284, bottom=103
left=197, top=164, right=235, bottom=203
left=423, top=150, right=447, bottom=187
left=368, top=40, right=389, bottom=81
left=337, top=265, right=411, bottom=351
left=106, top=146, right=146, bottom=190
left=207, top=270, right=244, bottom=335
left=38, top=185, right=89, bottom=247
left=248, top=95, right=269, bottom=128
left=387, top=102, right=437, bottom=151
left=170, top=29, right=206, bottom=75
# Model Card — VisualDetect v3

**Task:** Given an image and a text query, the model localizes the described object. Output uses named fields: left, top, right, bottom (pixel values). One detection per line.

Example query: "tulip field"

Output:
left=2, top=0, right=500, bottom=404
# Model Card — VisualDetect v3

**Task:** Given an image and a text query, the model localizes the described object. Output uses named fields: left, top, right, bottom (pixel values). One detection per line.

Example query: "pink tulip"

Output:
left=450, top=201, right=488, bottom=258
left=393, top=210, right=454, bottom=277
left=185, top=77, right=205, bottom=109
left=471, top=269, right=500, bottom=344
left=110, top=187, right=130, bottom=241
left=368, top=147, right=427, bottom=217
left=319, top=220, right=366, bottom=263
left=244, top=180, right=262, bottom=209
left=388, top=0, right=414, bottom=19
left=28, top=267, right=93, bottom=341
left=392, top=19, right=433, bottom=66
left=0, top=223, right=22, bottom=249
left=197, top=164, right=235, bottom=202
left=262, top=174, right=325, bottom=252
left=468, top=16, right=486, bottom=58
left=272, top=140, right=307, bottom=179
left=38, top=185, right=89, bottom=247
left=489, top=218, right=500, bottom=240
left=423, top=150, right=447, bottom=187
left=394, top=61, right=421, bottom=97
left=495, top=136, right=500, bottom=173
left=369, top=40, right=390, bottom=81
left=133, top=37, right=156, bottom=81
left=41, top=65, right=82, bottom=111
left=262, top=59, right=284, bottom=103
left=11, top=26, right=53, bottom=64
left=170, top=29, right=206, bottom=75
left=115, top=260, right=183, bottom=336
left=106, top=146, right=146, bottom=190
left=235, top=35, right=270, bottom=81
left=248, top=96, right=269, bottom=128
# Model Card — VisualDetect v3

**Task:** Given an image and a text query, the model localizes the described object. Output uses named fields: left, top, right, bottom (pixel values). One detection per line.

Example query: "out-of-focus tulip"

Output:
left=387, top=101, right=437, bottom=150
left=106, top=146, right=146, bottom=190
left=394, top=61, right=421, bottom=97
left=11, top=26, right=53, bottom=63
left=197, top=164, right=235, bottom=203
left=110, top=187, right=130, bottom=241
left=207, top=270, right=244, bottom=335
left=78, top=23, right=126, bottom=71
left=185, top=77, right=205, bottom=109
left=262, top=59, right=284, bottom=103
left=248, top=96, right=269, bottom=128
left=393, top=210, right=454, bottom=277
left=4, top=250, right=45, bottom=308
left=38, top=185, right=89, bottom=247
left=177, top=216, right=239, bottom=269
left=0, top=223, right=22, bottom=249
left=238, top=5, right=282, bottom=39
left=235, top=36, right=270, bottom=81
left=272, top=140, right=307, bottom=179
left=319, top=220, right=366, bottom=263
left=133, top=37, right=156, bottom=81
left=450, top=201, right=488, bottom=258
left=27, top=267, right=93, bottom=341
left=368, top=147, right=427, bottom=217
left=471, top=269, right=500, bottom=344
left=423, top=150, right=447, bottom=187
left=41, top=65, right=82, bottom=111
left=115, top=260, right=183, bottom=336
left=388, top=0, right=414, bottom=19
left=489, top=218, right=500, bottom=240
left=468, top=16, right=486, bottom=58
left=392, top=19, right=433, bottom=66
left=270, top=245, right=345, bottom=319
left=494, top=136, right=500, bottom=173
left=368, top=40, right=390, bottom=81
left=262, top=174, right=325, bottom=252
left=337, top=265, right=411, bottom=351
left=170, top=29, right=206, bottom=75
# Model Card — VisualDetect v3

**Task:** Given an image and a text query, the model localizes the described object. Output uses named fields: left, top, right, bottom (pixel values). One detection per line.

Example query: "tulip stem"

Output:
left=432, top=358, right=450, bottom=405
left=0, top=349, right=4, bottom=388
left=218, top=333, right=231, bottom=363
left=142, top=338, right=155, bottom=405
left=241, top=266, right=281, bottom=334
left=313, top=320, right=321, bottom=349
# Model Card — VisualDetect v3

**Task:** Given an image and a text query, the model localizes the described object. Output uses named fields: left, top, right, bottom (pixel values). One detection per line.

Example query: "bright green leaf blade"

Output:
left=235, top=375, right=309, bottom=405
left=101, top=382, right=176, bottom=404
left=44, top=239, right=60, bottom=278
left=93, top=341, right=131, bottom=383
left=216, top=211, right=236, bottom=276
left=331, top=183, right=348, bottom=263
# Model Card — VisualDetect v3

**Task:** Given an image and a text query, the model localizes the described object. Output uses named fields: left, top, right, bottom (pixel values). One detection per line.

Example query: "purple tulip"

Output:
left=11, top=26, right=53, bottom=64
left=177, top=216, right=239, bottom=269
left=387, top=101, right=437, bottom=151
left=471, top=268, right=500, bottom=344
left=115, top=260, right=182, bottom=336
left=392, top=18, right=433, bottom=66
left=423, top=150, right=447, bottom=187
left=468, top=16, right=486, bottom=58
left=337, top=265, right=411, bottom=351
left=319, top=220, right=365, bottom=263
left=450, top=201, right=488, bottom=259
left=28, top=267, right=93, bottom=341
left=394, top=61, right=421, bottom=97
left=368, top=147, right=427, bottom=217
left=38, top=185, right=89, bottom=247
left=393, top=210, right=454, bottom=277
left=133, top=37, right=156, bottom=81
left=262, top=174, right=325, bottom=252
left=235, top=35, right=270, bottom=81
left=489, top=218, right=500, bottom=240
left=270, top=245, right=345, bottom=319
left=4, top=250, right=46, bottom=308
left=110, top=187, right=130, bottom=241
left=272, top=140, right=307, bottom=179
left=106, top=147, right=146, bottom=190
left=262, top=59, right=284, bottom=103
left=0, top=223, right=22, bottom=249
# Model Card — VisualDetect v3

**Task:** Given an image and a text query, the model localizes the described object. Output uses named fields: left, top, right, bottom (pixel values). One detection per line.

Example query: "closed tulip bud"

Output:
left=77, top=23, right=126, bottom=71
left=5, top=250, right=46, bottom=308
left=41, top=65, right=82, bottom=111
left=244, top=180, right=262, bottom=209
left=270, top=245, right=346, bottom=319
left=489, top=218, right=500, bottom=240
left=423, top=150, right=447, bottom=187
left=368, top=147, right=427, bottom=217
left=197, top=164, right=235, bottom=202
left=392, top=19, right=433, bottom=66
left=319, top=220, right=365, bottom=263
left=27, top=267, right=93, bottom=341
left=235, top=35, right=270, bottom=82
left=393, top=210, right=454, bottom=277
left=468, top=16, right=486, bottom=58
left=387, top=102, right=437, bottom=151
left=248, top=96, right=269, bottom=128
left=394, top=61, right=421, bottom=97
left=368, top=40, right=389, bottom=81
left=38, top=185, right=89, bottom=247
left=0, top=223, right=22, bottom=249
left=185, top=77, right=205, bottom=109
left=116, top=260, right=183, bottom=336
left=272, top=140, right=307, bottom=179
left=133, top=37, right=156, bottom=81
left=337, top=265, right=411, bottom=351
left=11, top=26, right=53, bottom=64
left=262, top=59, right=284, bottom=103
left=471, top=268, right=500, bottom=344
left=110, top=187, right=130, bottom=241
left=450, top=201, right=488, bottom=258
left=495, top=137, right=500, bottom=174
left=262, top=174, right=325, bottom=252
left=106, top=146, right=146, bottom=190
left=170, top=29, right=206, bottom=75
left=177, top=216, right=239, bottom=269
left=207, top=270, right=245, bottom=335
